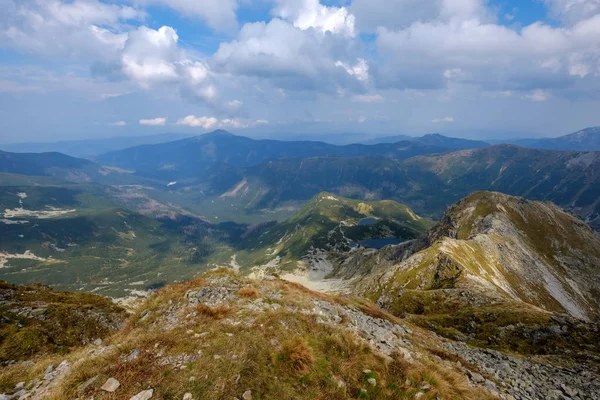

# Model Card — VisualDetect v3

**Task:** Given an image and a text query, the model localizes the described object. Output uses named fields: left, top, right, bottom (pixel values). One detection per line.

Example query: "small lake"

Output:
left=358, top=217, right=378, bottom=226
left=359, top=237, right=405, bottom=249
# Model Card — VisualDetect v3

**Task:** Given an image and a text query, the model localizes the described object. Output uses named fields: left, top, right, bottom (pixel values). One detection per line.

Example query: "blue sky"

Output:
left=1, top=0, right=600, bottom=143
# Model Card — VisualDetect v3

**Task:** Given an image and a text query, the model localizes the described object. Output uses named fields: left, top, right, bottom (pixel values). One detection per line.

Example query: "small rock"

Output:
left=468, top=371, right=485, bottom=384
left=367, top=378, right=377, bottom=387
left=77, top=375, right=99, bottom=393
left=414, top=393, right=424, bottom=399
left=214, top=355, right=221, bottom=360
left=15, top=382, right=25, bottom=390
left=45, top=365, right=54, bottom=374
left=420, top=383, right=431, bottom=391
left=242, top=390, right=252, bottom=400
left=483, top=380, right=497, bottom=393
left=100, top=377, right=121, bottom=392
left=93, top=338, right=103, bottom=346
left=183, top=394, right=193, bottom=400
left=130, top=389, right=153, bottom=400
left=126, top=349, right=140, bottom=361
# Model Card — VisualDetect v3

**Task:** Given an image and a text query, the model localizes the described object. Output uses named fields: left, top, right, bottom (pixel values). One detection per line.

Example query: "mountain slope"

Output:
left=1, top=133, right=192, bottom=158
left=529, top=127, right=600, bottom=151
left=0, top=281, right=126, bottom=364
left=0, top=186, right=235, bottom=297
left=234, top=192, right=434, bottom=273
left=329, top=192, right=600, bottom=366
left=0, top=151, right=92, bottom=176
left=201, top=145, right=600, bottom=229
left=0, top=269, right=496, bottom=400
left=95, top=130, right=482, bottom=180
left=351, top=192, right=600, bottom=320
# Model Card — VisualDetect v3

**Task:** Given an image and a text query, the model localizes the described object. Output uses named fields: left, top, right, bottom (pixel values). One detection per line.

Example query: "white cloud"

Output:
left=273, top=0, right=355, bottom=36
left=523, top=89, right=550, bottom=102
left=119, top=25, right=218, bottom=104
left=110, top=121, right=127, bottom=126
left=335, top=59, right=369, bottom=82
left=177, top=115, right=268, bottom=129
left=121, top=26, right=181, bottom=86
left=212, top=18, right=366, bottom=93
left=432, top=116, right=454, bottom=123
left=134, top=0, right=238, bottom=32
left=0, top=0, right=141, bottom=60
left=352, top=94, right=384, bottom=102
left=543, top=0, right=600, bottom=24
left=375, top=12, right=600, bottom=93
left=140, top=117, right=166, bottom=126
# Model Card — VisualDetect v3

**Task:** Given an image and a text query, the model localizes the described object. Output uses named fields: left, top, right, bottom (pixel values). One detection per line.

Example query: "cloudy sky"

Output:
left=1, top=0, right=600, bottom=143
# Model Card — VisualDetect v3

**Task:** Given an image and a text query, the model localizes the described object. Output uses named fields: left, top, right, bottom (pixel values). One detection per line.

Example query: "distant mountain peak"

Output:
left=204, top=129, right=234, bottom=137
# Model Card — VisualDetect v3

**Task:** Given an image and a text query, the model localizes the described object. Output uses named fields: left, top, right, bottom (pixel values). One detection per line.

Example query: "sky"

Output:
left=1, top=0, right=600, bottom=143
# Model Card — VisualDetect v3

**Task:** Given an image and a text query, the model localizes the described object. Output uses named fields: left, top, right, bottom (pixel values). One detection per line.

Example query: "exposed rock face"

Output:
left=443, top=341, right=600, bottom=400
left=346, top=192, right=600, bottom=321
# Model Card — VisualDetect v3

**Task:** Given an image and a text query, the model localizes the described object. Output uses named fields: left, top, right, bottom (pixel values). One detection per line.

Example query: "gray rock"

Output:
left=468, top=371, right=485, bottom=384
left=100, top=377, right=121, bottom=392
left=242, top=390, right=252, bottom=400
left=183, top=393, right=193, bottom=400
left=367, top=378, right=377, bottom=387
left=77, top=375, right=99, bottom=393
left=130, top=389, right=153, bottom=400
left=44, top=365, right=54, bottom=374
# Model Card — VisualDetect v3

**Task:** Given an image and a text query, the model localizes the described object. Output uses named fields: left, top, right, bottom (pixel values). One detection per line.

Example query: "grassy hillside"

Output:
left=342, top=192, right=600, bottom=357
left=0, top=281, right=126, bottom=364
left=0, top=269, right=493, bottom=400
left=233, top=193, right=434, bottom=272
left=0, top=186, right=236, bottom=297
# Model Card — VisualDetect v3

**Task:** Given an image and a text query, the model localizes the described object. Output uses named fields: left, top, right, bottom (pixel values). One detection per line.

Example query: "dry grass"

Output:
left=15, top=271, right=495, bottom=400
left=239, top=286, right=261, bottom=298
left=277, top=337, right=315, bottom=376
left=194, top=304, right=237, bottom=319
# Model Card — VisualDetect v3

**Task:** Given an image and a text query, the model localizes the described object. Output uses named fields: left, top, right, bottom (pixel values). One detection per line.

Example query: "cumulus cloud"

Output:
left=177, top=115, right=268, bottom=129
left=140, top=117, right=166, bottom=126
left=0, top=0, right=140, bottom=59
left=375, top=10, right=600, bottom=95
left=432, top=116, right=454, bottom=123
left=117, top=25, right=218, bottom=103
left=273, top=0, right=355, bottom=36
left=212, top=16, right=366, bottom=93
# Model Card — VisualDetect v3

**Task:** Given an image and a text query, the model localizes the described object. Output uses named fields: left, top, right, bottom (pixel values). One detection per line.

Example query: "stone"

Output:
left=15, top=382, right=25, bottom=390
left=183, top=393, right=193, bottom=400
left=126, top=349, right=140, bottom=361
left=93, top=338, right=103, bottom=346
left=242, top=390, right=252, bottom=400
left=130, top=389, right=153, bottom=400
left=420, top=383, right=431, bottom=391
left=45, top=365, right=54, bottom=374
left=367, top=378, right=377, bottom=387
left=100, top=377, right=121, bottom=392
left=468, top=371, right=485, bottom=384
left=483, top=380, right=497, bottom=393
left=77, top=375, right=99, bottom=393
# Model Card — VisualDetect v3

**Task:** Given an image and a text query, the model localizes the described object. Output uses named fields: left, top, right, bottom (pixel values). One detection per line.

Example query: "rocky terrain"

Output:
left=345, top=192, right=600, bottom=321
left=0, top=269, right=495, bottom=400
left=1, top=269, right=598, bottom=399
